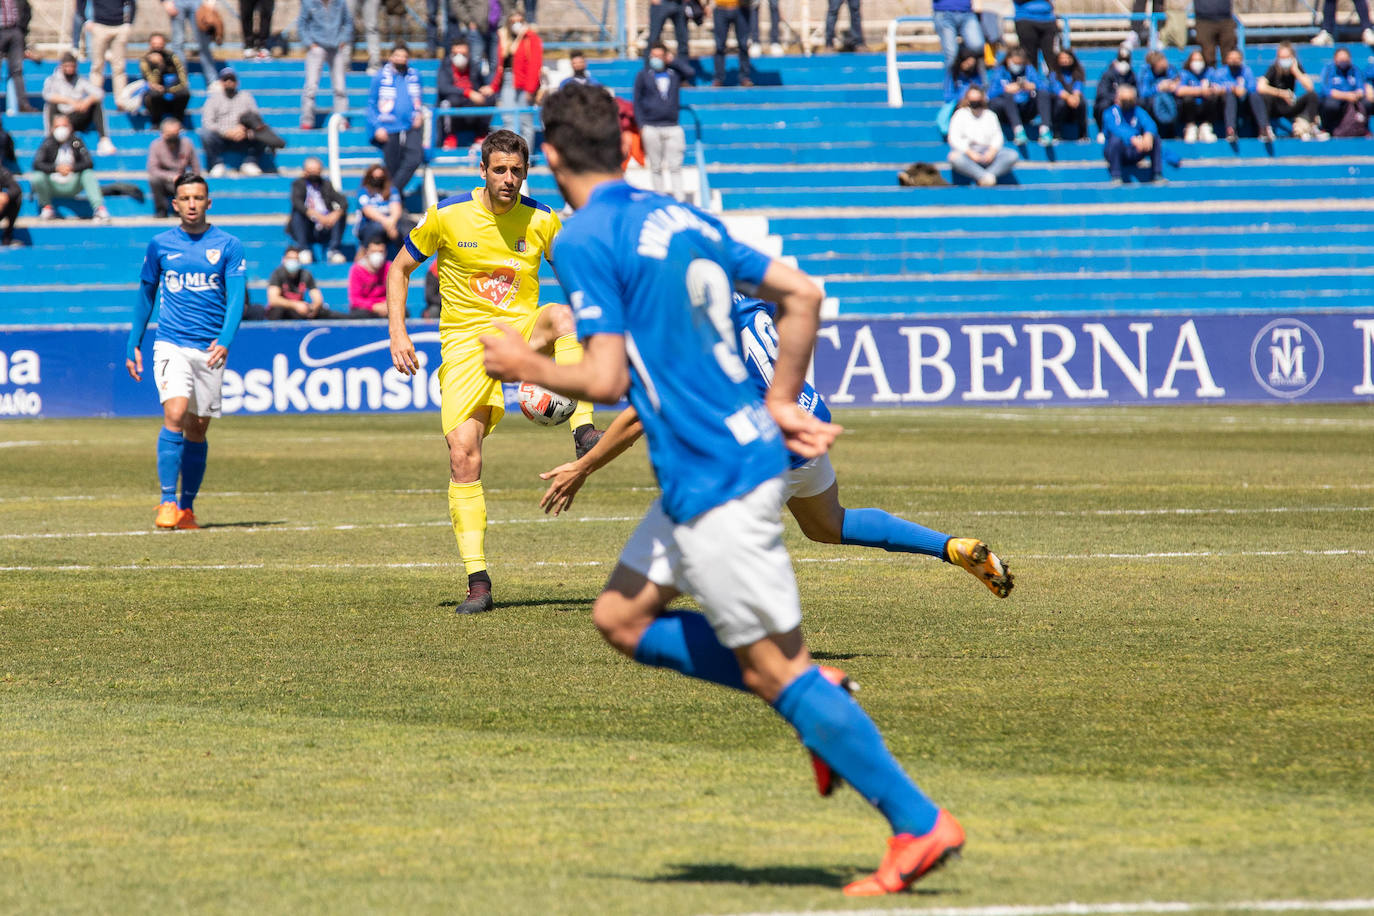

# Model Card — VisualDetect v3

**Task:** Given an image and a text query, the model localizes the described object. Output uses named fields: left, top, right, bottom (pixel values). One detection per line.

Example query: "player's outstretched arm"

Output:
left=125, top=279, right=158, bottom=382
left=755, top=260, right=843, bottom=458
left=539, top=407, right=645, bottom=515
left=482, top=326, right=629, bottom=405
left=387, top=247, right=421, bottom=375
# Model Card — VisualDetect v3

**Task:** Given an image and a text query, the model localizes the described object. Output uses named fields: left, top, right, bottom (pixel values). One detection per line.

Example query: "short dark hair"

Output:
left=391, top=41, right=408, bottom=54
left=481, top=129, right=529, bottom=168
left=174, top=172, right=209, bottom=194
left=541, top=83, right=622, bottom=175
left=650, top=42, right=667, bottom=53
left=569, top=49, right=586, bottom=60
left=149, top=31, right=167, bottom=42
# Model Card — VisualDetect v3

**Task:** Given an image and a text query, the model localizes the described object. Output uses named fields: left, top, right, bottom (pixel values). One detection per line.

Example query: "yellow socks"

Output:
left=554, top=333, right=595, bottom=430
left=448, top=480, right=487, bottom=575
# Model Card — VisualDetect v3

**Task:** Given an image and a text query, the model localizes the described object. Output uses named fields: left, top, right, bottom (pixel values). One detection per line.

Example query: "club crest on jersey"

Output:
left=206, top=248, right=222, bottom=265
left=515, top=238, right=526, bottom=253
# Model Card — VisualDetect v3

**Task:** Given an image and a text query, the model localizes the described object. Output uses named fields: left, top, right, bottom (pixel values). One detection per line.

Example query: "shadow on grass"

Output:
left=437, top=597, right=596, bottom=611
left=196, top=520, right=287, bottom=529
left=639, top=861, right=857, bottom=889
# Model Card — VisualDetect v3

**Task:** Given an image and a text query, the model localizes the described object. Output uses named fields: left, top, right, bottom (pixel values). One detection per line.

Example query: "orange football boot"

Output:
left=154, top=501, right=180, bottom=529
left=945, top=537, right=1013, bottom=598
left=808, top=665, right=858, bottom=796
left=844, top=809, right=965, bottom=896
left=175, top=509, right=200, bottom=530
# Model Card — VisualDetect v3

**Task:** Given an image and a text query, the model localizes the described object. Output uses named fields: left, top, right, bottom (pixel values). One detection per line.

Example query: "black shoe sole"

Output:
left=454, top=595, right=494, bottom=615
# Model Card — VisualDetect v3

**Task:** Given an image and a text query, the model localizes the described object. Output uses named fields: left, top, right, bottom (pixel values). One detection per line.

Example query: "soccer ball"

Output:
left=517, top=382, right=577, bottom=427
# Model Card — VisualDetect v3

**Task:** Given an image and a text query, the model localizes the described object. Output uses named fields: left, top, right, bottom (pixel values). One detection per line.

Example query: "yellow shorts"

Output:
left=439, top=307, right=543, bottom=436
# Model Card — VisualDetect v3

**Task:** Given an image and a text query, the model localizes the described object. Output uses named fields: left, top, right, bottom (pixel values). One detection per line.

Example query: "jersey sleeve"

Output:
left=139, top=239, right=161, bottom=286
left=405, top=205, right=441, bottom=262
left=541, top=208, right=564, bottom=266
left=724, top=234, right=772, bottom=293
left=551, top=226, right=624, bottom=340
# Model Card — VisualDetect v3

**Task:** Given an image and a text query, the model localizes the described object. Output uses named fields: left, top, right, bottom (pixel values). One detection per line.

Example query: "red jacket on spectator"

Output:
left=511, top=32, right=543, bottom=94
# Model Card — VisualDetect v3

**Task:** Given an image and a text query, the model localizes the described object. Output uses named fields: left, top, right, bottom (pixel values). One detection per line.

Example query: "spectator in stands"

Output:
left=1012, top=0, right=1058, bottom=75
left=947, top=85, right=1018, bottom=186
left=1048, top=49, right=1088, bottom=140
left=635, top=43, right=686, bottom=200
left=500, top=10, right=541, bottom=149
left=167, top=0, right=218, bottom=87
left=355, top=163, right=415, bottom=250
left=1258, top=43, right=1324, bottom=140
left=1178, top=48, right=1220, bottom=142
left=989, top=47, right=1052, bottom=146
left=1312, top=0, right=1374, bottom=46
left=240, top=0, right=275, bottom=60
left=933, top=0, right=984, bottom=69
left=0, top=163, right=20, bottom=246
left=86, top=0, right=133, bottom=106
left=71, top=0, right=88, bottom=61
left=1138, top=49, right=1181, bottom=138
left=0, top=114, right=15, bottom=167
left=139, top=33, right=191, bottom=125
left=1094, top=45, right=1138, bottom=141
left=355, top=0, right=381, bottom=72
left=1318, top=47, right=1370, bottom=135
left=0, top=0, right=34, bottom=112
left=938, top=47, right=984, bottom=137
left=647, top=0, right=690, bottom=60
left=1130, top=0, right=1162, bottom=49
left=423, top=258, right=440, bottom=317
left=31, top=114, right=111, bottom=222
left=750, top=0, right=784, bottom=57
left=437, top=38, right=499, bottom=149
left=712, top=0, right=751, bottom=86
left=44, top=51, right=116, bottom=156
left=201, top=67, right=271, bottom=176
left=298, top=0, right=353, bottom=130
left=559, top=50, right=600, bottom=88
left=450, top=0, right=502, bottom=79
left=146, top=116, right=198, bottom=217
left=1103, top=84, right=1162, bottom=183
left=266, top=246, right=339, bottom=319
left=289, top=156, right=348, bottom=265
left=1193, top=0, right=1236, bottom=67
left=824, top=0, right=863, bottom=53
left=348, top=238, right=391, bottom=316
left=368, top=43, right=425, bottom=191
left=1209, top=47, right=1271, bottom=141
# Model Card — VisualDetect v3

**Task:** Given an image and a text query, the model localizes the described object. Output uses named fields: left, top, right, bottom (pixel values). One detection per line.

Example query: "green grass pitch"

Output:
left=2, top=405, right=1372, bottom=914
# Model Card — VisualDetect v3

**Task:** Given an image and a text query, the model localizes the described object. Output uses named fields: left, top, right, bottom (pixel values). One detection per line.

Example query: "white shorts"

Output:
left=782, top=454, right=837, bottom=501
left=618, top=477, right=801, bottom=649
left=152, top=340, right=224, bottom=418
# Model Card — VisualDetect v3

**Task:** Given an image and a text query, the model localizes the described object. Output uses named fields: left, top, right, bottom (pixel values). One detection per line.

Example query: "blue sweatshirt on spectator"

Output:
left=1179, top=68, right=1209, bottom=91
left=1207, top=63, right=1257, bottom=93
left=943, top=69, right=986, bottom=102
left=1137, top=64, right=1180, bottom=101
left=1320, top=62, right=1362, bottom=97
left=368, top=63, right=424, bottom=134
left=298, top=0, right=354, bottom=49
left=1103, top=103, right=1159, bottom=143
left=933, top=0, right=973, bottom=12
left=633, top=66, right=682, bottom=127
left=988, top=65, right=1046, bottom=104
left=1048, top=68, right=1084, bottom=96
left=1013, top=0, right=1056, bottom=22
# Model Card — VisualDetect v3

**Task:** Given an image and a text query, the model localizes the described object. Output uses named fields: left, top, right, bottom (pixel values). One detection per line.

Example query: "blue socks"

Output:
left=180, top=439, right=208, bottom=511
left=841, top=508, right=951, bottom=561
left=633, top=610, right=747, bottom=692
left=156, top=428, right=184, bottom=503
left=774, top=666, right=940, bottom=837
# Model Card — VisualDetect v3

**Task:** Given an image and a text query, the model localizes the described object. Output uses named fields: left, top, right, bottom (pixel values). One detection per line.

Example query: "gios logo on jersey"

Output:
left=163, top=270, right=223, bottom=294
left=1250, top=318, right=1324, bottom=398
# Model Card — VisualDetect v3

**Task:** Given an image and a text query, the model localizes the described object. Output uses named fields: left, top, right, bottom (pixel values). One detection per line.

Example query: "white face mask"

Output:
left=452, top=53, right=468, bottom=68
left=1114, top=60, right=1131, bottom=75
left=284, top=259, right=301, bottom=274
left=367, top=251, right=386, bottom=269
left=53, top=126, right=72, bottom=142
left=1189, top=60, right=1205, bottom=75
left=511, top=21, right=526, bottom=34
left=1278, top=56, right=1295, bottom=70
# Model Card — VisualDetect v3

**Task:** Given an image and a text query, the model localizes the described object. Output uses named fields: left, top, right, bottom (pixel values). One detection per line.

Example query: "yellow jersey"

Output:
left=405, top=188, right=562, bottom=340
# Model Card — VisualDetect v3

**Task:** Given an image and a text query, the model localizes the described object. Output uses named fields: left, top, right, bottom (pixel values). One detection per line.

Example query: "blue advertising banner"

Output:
left=2, top=312, right=1373, bottom=419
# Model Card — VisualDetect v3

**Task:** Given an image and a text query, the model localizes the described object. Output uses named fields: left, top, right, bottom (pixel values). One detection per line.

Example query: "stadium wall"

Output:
left=3, top=314, right=1372, bottom=420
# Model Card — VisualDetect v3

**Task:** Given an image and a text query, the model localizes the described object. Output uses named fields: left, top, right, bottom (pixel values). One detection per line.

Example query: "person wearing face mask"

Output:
left=634, top=43, right=687, bottom=200
left=200, top=68, right=269, bottom=177
left=43, top=51, right=116, bottom=156
left=146, top=117, right=199, bottom=218
left=1137, top=50, right=1181, bottom=138
left=1177, top=48, right=1221, bottom=142
left=937, top=47, right=985, bottom=138
left=1094, top=46, right=1139, bottom=142
left=355, top=164, right=415, bottom=252
left=297, top=0, right=353, bottom=131
left=449, top=0, right=505, bottom=79
left=437, top=38, right=501, bottom=149
left=946, top=86, right=1019, bottom=187
left=1258, top=42, right=1324, bottom=140
left=1207, top=48, right=1271, bottom=142
left=988, top=47, right=1052, bottom=146
left=348, top=238, right=392, bottom=317
left=1102, top=84, right=1163, bottom=183
left=266, top=246, right=336, bottom=319
left=138, top=34, right=191, bottom=125
left=368, top=43, right=428, bottom=190
left=288, top=156, right=349, bottom=265
left=1047, top=49, right=1087, bottom=141
left=500, top=12, right=541, bottom=149
left=559, top=49, right=600, bottom=88
left=30, top=114, right=110, bottom=222
left=1318, top=48, right=1372, bottom=135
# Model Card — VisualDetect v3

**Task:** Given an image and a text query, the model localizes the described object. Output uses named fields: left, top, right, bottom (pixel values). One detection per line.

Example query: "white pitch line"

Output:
left=721, top=899, right=1374, bottom=916
left=0, top=560, right=607, bottom=573
left=0, top=516, right=642, bottom=541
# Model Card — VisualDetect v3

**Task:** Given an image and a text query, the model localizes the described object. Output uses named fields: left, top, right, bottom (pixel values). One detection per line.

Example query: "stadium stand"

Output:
left=2, top=42, right=1373, bottom=321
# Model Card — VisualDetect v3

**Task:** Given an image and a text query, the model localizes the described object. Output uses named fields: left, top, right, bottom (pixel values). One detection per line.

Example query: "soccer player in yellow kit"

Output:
left=387, top=130, right=600, bottom=614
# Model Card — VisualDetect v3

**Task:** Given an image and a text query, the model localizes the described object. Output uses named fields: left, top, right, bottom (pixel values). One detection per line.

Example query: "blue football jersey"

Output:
left=554, top=181, right=788, bottom=524
left=733, top=294, right=832, bottom=470
left=138, top=226, right=247, bottom=350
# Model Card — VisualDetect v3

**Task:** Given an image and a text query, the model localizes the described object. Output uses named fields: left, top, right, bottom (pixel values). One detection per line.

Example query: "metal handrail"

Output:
left=885, top=15, right=936, bottom=109
left=679, top=104, right=714, bottom=211
left=1058, top=12, right=1166, bottom=50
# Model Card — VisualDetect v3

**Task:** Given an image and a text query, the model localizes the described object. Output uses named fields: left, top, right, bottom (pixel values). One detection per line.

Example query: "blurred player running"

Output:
left=481, top=83, right=965, bottom=897
left=125, top=173, right=247, bottom=530
left=387, top=130, right=601, bottom=615
left=538, top=292, right=1014, bottom=599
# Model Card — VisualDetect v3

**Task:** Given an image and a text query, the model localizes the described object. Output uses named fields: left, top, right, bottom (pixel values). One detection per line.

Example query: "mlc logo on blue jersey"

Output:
left=1250, top=318, right=1324, bottom=399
